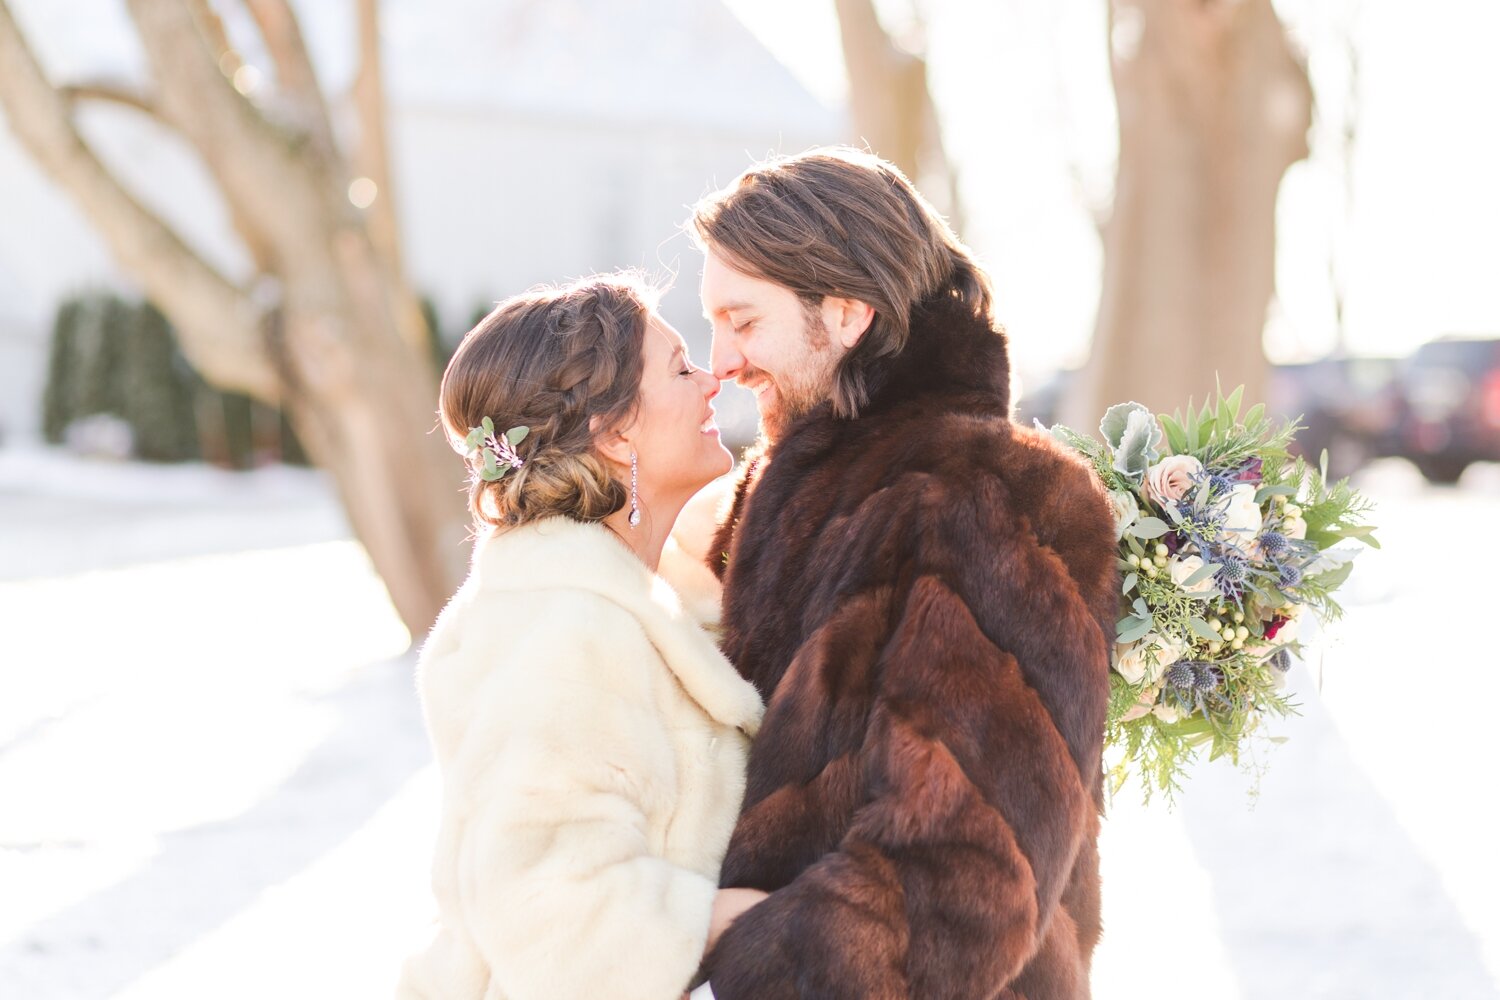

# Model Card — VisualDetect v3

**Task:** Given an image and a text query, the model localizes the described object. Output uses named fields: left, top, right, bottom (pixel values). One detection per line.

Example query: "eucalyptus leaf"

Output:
left=481, top=416, right=495, bottom=438
left=463, top=427, right=485, bottom=451
left=1122, top=572, right=1138, bottom=595
left=1182, top=561, right=1222, bottom=587
left=1308, top=561, right=1356, bottom=590
left=1255, top=484, right=1297, bottom=502
left=1187, top=616, right=1223, bottom=642
left=1161, top=715, right=1214, bottom=738
left=1336, top=524, right=1381, bottom=549
left=506, top=425, right=531, bottom=446
left=1129, top=517, right=1170, bottom=539
left=1132, top=597, right=1149, bottom=617
left=1118, top=618, right=1154, bottom=644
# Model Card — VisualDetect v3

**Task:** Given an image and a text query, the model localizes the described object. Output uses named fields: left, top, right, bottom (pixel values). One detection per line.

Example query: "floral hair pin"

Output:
left=463, top=417, right=530, bottom=482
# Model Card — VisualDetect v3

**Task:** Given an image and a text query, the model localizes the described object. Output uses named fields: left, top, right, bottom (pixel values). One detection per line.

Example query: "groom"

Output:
left=683, top=148, right=1119, bottom=999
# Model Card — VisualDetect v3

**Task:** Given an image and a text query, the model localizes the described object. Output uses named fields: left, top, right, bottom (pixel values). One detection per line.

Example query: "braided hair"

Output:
left=438, top=273, right=655, bottom=530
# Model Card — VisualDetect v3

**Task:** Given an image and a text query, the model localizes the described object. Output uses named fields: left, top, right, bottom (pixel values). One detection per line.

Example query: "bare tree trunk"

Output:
left=350, top=0, right=430, bottom=356
left=833, top=0, right=962, bottom=227
left=1062, top=0, right=1312, bottom=429
left=0, top=0, right=466, bottom=637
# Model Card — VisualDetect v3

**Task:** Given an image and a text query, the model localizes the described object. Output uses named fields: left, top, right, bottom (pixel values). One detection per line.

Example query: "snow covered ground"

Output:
left=1, top=445, right=1496, bottom=999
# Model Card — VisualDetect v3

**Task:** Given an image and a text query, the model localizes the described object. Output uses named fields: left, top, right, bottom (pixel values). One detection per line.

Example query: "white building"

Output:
left=0, top=0, right=844, bottom=444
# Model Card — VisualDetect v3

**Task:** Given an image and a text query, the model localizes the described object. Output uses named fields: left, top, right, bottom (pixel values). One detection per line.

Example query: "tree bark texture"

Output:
left=1062, top=0, right=1313, bottom=430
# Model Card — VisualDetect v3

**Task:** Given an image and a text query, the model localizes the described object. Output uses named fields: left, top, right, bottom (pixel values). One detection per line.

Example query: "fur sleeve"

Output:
left=454, top=597, right=718, bottom=1000
left=706, top=467, right=1113, bottom=999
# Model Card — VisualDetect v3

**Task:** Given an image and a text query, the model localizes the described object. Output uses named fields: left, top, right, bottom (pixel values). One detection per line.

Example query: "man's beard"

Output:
left=753, top=305, right=840, bottom=442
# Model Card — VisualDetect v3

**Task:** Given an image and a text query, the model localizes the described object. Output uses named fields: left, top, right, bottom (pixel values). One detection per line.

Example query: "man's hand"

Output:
left=707, top=887, right=769, bottom=954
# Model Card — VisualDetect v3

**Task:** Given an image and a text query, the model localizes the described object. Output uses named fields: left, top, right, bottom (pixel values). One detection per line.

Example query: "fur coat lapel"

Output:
left=472, top=516, right=763, bottom=737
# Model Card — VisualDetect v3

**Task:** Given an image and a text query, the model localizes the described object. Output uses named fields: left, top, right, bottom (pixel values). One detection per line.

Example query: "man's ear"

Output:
left=589, top=413, right=634, bottom=468
left=823, top=296, right=876, bottom=350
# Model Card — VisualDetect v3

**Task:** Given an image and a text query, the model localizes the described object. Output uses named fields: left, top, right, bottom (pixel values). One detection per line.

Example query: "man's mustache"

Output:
left=737, top=369, right=772, bottom=391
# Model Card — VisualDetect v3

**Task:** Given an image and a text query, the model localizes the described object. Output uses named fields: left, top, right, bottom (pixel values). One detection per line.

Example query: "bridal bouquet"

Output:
left=1040, top=386, right=1377, bottom=802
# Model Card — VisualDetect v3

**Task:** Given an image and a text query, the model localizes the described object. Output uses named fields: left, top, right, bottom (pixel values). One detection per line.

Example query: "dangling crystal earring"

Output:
left=628, top=451, right=641, bottom=527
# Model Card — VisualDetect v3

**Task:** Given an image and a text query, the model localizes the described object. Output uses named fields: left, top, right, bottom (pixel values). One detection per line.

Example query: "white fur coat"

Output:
left=397, top=516, right=763, bottom=1000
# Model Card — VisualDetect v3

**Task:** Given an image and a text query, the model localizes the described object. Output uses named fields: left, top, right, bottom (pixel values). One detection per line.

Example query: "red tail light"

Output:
left=1484, top=370, right=1500, bottom=427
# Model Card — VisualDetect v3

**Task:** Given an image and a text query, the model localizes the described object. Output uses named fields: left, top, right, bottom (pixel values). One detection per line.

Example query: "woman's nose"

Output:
left=697, top=368, right=722, bottom=401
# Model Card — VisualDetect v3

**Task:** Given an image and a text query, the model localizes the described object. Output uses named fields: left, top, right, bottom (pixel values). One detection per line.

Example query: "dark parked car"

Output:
left=1392, top=337, right=1500, bottom=483
left=1268, top=356, right=1402, bottom=480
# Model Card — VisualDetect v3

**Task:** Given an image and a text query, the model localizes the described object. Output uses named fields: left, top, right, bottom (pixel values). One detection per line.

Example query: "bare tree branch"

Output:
left=0, top=0, right=273, bottom=397
left=834, top=0, right=925, bottom=178
left=57, top=78, right=162, bottom=119
left=351, top=0, right=401, bottom=276
left=124, top=0, right=342, bottom=271
left=241, top=0, right=338, bottom=157
left=832, top=0, right=962, bottom=227
left=351, top=0, right=429, bottom=354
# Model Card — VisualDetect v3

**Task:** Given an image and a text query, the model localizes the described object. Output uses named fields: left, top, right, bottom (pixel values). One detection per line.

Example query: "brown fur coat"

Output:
left=701, top=289, right=1118, bottom=1000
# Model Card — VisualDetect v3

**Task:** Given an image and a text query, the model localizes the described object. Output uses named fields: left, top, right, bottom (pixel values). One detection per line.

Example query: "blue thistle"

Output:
left=1259, top=531, right=1290, bottom=558
left=1194, top=663, right=1225, bottom=692
left=1216, top=558, right=1248, bottom=598
left=1278, top=562, right=1304, bottom=589
left=1270, top=649, right=1291, bottom=673
left=1207, top=472, right=1237, bottom=495
left=1165, top=661, right=1197, bottom=689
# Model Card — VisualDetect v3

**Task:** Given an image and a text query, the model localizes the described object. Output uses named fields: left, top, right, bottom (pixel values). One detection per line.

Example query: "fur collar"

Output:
left=471, top=517, right=763, bottom=736
left=860, top=285, right=1012, bottom=417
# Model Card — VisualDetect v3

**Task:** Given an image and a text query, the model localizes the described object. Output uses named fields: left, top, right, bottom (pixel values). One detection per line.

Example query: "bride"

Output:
left=396, top=273, right=764, bottom=1000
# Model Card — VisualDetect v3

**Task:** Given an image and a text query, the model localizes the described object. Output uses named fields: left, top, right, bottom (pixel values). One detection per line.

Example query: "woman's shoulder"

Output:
left=418, top=582, right=659, bottom=739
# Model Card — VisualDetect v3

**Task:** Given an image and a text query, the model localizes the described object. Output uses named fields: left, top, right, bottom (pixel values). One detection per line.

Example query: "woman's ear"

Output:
left=589, top=413, right=634, bottom=468
left=823, top=296, right=876, bottom=350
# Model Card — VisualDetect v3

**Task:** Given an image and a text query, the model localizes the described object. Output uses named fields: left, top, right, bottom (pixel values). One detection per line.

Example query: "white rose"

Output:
left=1168, top=554, right=1218, bottom=596
left=1221, top=483, right=1264, bottom=546
left=1158, top=631, right=1191, bottom=665
left=1108, top=489, right=1139, bottom=541
left=1113, top=640, right=1150, bottom=685
left=1283, top=513, right=1308, bottom=540
left=1144, top=454, right=1203, bottom=508
left=1113, top=633, right=1182, bottom=685
left=1152, top=704, right=1181, bottom=724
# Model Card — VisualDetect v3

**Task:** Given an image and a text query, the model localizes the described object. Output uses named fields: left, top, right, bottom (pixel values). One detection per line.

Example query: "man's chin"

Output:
left=756, top=403, right=789, bottom=443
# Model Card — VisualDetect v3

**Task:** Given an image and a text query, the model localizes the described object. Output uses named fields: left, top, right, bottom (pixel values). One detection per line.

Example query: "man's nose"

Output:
left=710, top=331, right=743, bottom=383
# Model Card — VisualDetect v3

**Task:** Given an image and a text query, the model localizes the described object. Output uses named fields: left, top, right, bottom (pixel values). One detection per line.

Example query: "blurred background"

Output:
left=1, top=1, right=1496, bottom=998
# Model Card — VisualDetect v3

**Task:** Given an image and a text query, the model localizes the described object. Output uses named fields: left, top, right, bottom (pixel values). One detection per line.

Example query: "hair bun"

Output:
left=477, top=446, right=627, bottom=526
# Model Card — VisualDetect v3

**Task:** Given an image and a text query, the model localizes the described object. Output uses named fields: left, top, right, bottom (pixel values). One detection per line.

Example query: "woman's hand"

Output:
left=707, top=887, right=769, bottom=954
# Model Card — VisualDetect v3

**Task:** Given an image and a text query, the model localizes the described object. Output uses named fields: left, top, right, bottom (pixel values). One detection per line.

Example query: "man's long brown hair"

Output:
left=690, top=146, right=993, bottom=418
